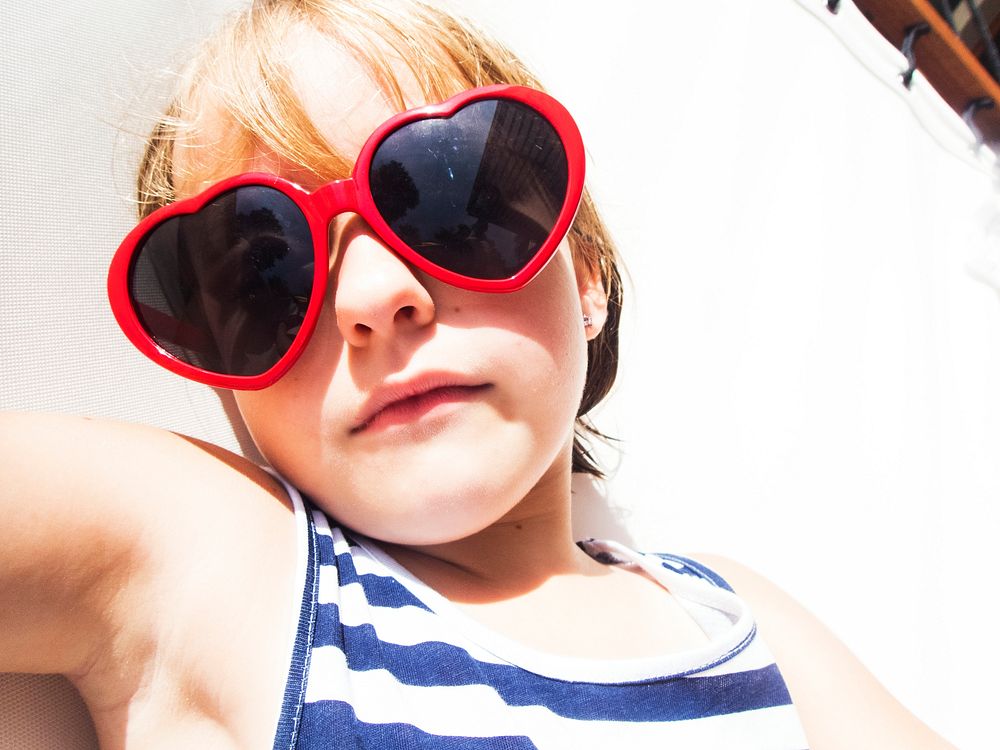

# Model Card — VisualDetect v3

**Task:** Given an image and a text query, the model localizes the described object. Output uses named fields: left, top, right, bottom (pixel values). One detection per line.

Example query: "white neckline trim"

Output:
left=268, top=469, right=311, bottom=679
left=352, top=534, right=756, bottom=684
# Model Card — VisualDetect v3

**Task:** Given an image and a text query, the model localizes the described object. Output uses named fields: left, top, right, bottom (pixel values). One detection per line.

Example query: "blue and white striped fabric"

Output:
left=271, top=484, right=809, bottom=749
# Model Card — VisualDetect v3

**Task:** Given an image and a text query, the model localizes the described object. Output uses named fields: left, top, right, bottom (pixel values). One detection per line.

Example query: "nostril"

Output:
left=395, top=305, right=416, bottom=323
left=354, top=322, right=372, bottom=335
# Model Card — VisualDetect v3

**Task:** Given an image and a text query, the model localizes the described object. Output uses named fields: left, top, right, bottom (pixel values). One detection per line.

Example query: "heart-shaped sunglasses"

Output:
left=108, top=85, right=585, bottom=389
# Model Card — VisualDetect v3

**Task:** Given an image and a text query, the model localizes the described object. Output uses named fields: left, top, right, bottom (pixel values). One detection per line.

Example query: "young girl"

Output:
left=0, top=0, right=956, bottom=748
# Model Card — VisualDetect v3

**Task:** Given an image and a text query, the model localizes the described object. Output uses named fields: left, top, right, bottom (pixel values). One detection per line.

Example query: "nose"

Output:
left=332, top=216, right=436, bottom=347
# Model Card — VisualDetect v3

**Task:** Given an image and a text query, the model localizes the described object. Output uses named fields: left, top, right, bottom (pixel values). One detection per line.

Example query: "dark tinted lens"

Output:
left=369, top=99, right=568, bottom=280
left=128, top=186, right=314, bottom=377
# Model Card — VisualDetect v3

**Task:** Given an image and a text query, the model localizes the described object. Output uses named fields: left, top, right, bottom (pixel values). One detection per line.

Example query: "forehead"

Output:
left=176, top=22, right=465, bottom=196
left=284, top=25, right=429, bottom=161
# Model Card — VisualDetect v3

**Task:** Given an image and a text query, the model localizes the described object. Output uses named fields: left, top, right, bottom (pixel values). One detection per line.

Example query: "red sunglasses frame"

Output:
left=108, top=84, right=585, bottom=390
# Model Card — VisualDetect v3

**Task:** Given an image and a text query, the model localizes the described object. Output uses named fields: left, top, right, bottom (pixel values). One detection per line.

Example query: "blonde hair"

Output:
left=137, top=0, right=623, bottom=476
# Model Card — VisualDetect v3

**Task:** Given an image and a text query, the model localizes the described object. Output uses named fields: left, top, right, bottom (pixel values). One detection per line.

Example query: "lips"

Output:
left=351, top=374, right=491, bottom=433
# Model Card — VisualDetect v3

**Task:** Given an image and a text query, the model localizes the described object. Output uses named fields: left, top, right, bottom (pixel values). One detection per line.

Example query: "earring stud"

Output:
left=582, top=314, right=593, bottom=328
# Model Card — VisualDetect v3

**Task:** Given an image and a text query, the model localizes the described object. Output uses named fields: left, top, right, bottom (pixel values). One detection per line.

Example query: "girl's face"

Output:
left=199, top=31, right=607, bottom=545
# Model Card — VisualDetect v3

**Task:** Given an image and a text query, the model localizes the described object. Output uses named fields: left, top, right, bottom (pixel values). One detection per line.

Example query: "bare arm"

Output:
left=0, top=412, right=160, bottom=677
left=1, top=411, right=301, bottom=750
left=693, top=554, right=957, bottom=750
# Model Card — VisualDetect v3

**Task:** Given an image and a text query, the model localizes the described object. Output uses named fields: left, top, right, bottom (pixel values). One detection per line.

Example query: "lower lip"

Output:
left=355, top=384, right=492, bottom=433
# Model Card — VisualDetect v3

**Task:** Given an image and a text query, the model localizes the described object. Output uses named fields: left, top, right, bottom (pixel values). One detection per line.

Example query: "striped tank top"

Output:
left=271, top=483, right=809, bottom=749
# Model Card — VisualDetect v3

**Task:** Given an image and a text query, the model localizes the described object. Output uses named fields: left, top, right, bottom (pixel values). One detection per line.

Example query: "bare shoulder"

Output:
left=690, top=554, right=956, bottom=750
left=1, top=411, right=298, bottom=748
left=0, top=411, right=290, bottom=668
left=1, top=410, right=276, bottom=496
left=1, top=410, right=288, bottom=530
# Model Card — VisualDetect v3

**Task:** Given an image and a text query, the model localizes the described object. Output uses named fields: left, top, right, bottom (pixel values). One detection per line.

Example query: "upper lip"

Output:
left=350, top=371, right=487, bottom=433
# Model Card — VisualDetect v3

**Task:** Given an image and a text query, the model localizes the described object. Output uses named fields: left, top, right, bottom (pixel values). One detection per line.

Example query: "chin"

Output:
left=308, top=419, right=571, bottom=545
left=345, top=469, right=535, bottom=546
left=369, top=517, right=495, bottom=547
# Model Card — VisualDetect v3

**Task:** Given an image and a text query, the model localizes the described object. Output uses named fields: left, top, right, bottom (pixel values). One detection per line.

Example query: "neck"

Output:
left=378, top=458, right=603, bottom=604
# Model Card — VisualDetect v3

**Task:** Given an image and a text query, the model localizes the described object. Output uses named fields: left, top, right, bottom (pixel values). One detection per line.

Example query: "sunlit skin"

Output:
left=216, top=30, right=629, bottom=607
left=159, top=25, right=720, bottom=669
left=0, top=19, right=960, bottom=750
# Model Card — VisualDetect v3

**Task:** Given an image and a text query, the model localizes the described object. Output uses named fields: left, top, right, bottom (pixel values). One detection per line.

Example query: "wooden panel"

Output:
left=853, top=0, right=1000, bottom=142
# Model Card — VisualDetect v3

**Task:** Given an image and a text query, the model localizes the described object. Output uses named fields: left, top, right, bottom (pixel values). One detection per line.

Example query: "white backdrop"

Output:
left=2, top=1, right=997, bottom=748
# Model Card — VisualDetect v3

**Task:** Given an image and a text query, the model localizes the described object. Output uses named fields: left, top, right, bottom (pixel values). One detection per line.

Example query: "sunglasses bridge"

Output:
left=310, top=177, right=363, bottom=220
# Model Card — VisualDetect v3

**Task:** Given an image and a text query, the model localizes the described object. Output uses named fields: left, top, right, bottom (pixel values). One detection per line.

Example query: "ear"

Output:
left=576, top=262, right=609, bottom=341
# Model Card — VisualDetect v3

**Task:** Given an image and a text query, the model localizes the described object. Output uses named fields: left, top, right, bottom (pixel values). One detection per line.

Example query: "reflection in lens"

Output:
left=128, top=186, right=314, bottom=377
left=369, top=99, right=568, bottom=280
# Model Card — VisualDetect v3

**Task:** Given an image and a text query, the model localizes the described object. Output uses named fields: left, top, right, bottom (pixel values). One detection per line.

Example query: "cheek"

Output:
left=233, top=389, right=312, bottom=469
left=232, top=249, right=590, bottom=544
left=232, top=355, right=340, bottom=480
left=474, top=246, right=585, bottom=353
left=508, top=252, right=590, bottom=393
left=233, top=292, right=348, bottom=457
left=461, top=254, right=590, bottom=462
